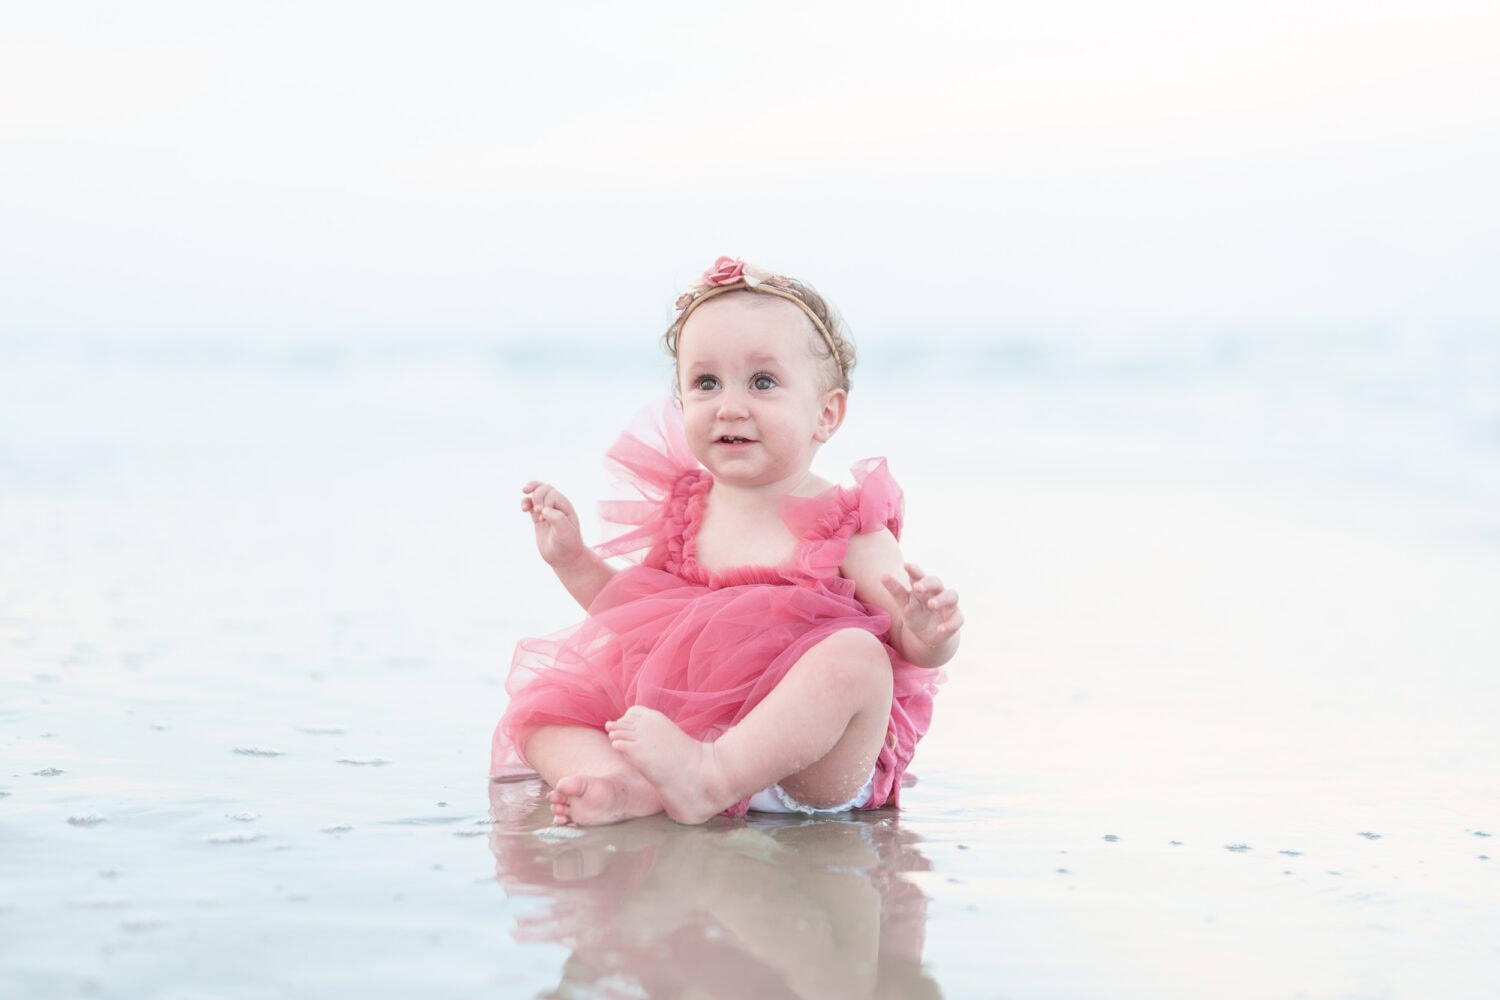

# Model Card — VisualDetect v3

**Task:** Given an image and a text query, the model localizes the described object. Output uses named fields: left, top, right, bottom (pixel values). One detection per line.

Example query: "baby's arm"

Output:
left=521, top=481, right=616, bottom=611
left=842, top=529, right=962, bottom=668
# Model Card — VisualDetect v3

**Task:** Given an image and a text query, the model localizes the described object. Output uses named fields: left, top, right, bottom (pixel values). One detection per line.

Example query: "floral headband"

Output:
left=673, top=257, right=846, bottom=377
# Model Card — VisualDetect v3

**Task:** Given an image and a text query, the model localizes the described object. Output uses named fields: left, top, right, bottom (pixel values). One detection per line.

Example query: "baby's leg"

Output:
left=523, top=724, right=664, bottom=826
left=608, top=628, right=893, bottom=824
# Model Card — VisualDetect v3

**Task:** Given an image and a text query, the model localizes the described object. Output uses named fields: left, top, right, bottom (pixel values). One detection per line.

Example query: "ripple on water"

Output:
left=320, top=825, right=354, bottom=834
left=534, top=826, right=586, bottom=842
left=206, top=831, right=265, bottom=845
left=34, top=768, right=65, bottom=776
left=297, top=726, right=346, bottom=735
left=121, top=916, right=164, bottom=932
left=1357, top=831, right=1382, bottom=840
left=1225, top=843, right=1253, bottom=853
left=381, top=816, right=466, bottom=826
left=232, top=747, right=285, bottom=758
left=67, top=813, right=107, bottom=826
left=336, top=757, right=390, bottom=766
left=228, top=812, right=259, bottom=822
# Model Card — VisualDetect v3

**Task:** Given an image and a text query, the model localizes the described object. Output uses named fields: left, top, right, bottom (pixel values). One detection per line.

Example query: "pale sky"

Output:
left=3, top=1, right=1497, bottom=342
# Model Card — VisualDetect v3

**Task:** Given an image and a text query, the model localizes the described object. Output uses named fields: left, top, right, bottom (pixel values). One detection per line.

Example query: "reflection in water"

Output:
left=489, top=780, right=941, bottom=999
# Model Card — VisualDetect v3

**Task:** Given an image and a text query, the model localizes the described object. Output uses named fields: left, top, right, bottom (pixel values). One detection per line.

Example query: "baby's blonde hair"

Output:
left=663, top=260, right=857, bottom=393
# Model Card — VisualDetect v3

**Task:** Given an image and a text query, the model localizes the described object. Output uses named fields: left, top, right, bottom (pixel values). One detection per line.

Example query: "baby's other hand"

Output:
left=521, top=481, right=587, bottom=567
left=881, top=563, right=963, bottom=650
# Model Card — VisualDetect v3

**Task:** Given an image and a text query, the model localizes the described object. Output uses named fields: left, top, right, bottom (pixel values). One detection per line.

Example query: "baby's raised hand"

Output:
left=521, top=481, right=587, bottom=567
left=881, top=563, right=963, bottom=651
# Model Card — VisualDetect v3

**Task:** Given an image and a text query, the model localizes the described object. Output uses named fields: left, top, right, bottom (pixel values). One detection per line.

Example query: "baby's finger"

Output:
left=912, top=578, right=948, bottom=611
left=524, top=494, right=553, bottom=521
left=914, top=575, right=946, bottom=604
left=904, top=563, right=926, bottom=585
left=537, top=486, right=575, bottom=518
left=529, top=485, right=563, bottom=515
left=881, top=573, right=911, bottom=606
left=540, top=503, right=577, bottom=529
left=929, top=588, right=959, bottom=612
left=522, top=481, right=552, bottom=505
left=528, top=497, right=561, bottom=525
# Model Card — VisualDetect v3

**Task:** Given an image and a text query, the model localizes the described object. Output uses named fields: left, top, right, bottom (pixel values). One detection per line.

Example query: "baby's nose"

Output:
left=716, top=390, right=751, bottom=417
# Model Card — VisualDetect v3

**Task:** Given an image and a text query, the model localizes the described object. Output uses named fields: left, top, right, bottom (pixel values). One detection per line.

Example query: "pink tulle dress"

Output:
left=491, top=400, right=942, bottom=816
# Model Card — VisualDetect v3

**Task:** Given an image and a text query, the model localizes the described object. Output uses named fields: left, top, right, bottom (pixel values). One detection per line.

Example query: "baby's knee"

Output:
left=817, top=629, right=892, bottom=690
left=821, top=626, right=884, bottom=657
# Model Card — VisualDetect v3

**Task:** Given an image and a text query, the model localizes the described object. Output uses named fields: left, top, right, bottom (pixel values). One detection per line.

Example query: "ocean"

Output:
left=2, top=325, right=1497, bottom=997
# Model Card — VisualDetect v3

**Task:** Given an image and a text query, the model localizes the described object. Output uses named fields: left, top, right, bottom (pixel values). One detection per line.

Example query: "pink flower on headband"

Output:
left=702, top=257, right=746, bottom=287
left=674, top=256, right=797, bottom=313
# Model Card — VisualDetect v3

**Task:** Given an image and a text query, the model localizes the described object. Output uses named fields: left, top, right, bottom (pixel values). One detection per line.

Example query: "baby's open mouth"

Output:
left=718, top=436, right=752, bottom=444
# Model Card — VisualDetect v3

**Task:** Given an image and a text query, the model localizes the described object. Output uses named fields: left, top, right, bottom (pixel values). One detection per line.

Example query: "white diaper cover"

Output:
left=746, top=771, right=876, bottom=815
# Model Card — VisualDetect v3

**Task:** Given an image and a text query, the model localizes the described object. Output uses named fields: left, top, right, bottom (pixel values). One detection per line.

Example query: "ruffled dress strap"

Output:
left=595, top=398, right=702, bottom=564
left=780, top=458, right=905, bottom=585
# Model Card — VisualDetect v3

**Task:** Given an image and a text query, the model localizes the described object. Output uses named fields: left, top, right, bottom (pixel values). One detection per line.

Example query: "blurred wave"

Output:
left=2, top=324, right=1495, bottom=544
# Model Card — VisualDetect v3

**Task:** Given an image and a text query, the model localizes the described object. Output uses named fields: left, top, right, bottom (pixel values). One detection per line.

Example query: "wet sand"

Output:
left=3, top=350, right=1498, bottom=997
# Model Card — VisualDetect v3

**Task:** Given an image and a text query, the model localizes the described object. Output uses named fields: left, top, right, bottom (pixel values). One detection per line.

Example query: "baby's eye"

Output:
left=751, top=373, right=777, bottom=391
left=692, top=375, right=720, bottom=391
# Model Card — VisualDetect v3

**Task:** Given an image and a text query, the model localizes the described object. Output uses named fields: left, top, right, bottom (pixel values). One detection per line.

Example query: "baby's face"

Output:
left=675, top=293, right=843, bottom=488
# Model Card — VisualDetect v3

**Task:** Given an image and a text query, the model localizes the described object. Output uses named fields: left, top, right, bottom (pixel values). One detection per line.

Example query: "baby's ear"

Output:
left=814, top=388, right=847, bottom=442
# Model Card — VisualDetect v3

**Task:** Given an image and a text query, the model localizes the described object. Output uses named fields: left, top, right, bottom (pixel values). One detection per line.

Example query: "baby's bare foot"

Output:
left=548, top=771, right=662, bottom=827
left=607, top=706, right=734, bottom=825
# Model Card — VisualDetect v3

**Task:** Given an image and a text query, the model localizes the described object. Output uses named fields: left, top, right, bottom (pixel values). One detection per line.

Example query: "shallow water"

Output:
left=3, top=335, right=1498, bottom=997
